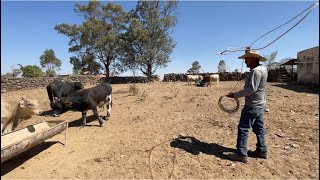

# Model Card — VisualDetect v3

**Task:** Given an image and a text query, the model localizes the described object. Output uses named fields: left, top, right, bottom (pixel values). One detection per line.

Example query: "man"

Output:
left=226, top=49, right=268, bottom=163
left=196, top=75, right=205, bottom=87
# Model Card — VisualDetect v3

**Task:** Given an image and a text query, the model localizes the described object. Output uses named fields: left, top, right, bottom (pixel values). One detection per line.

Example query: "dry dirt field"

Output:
left=1, top=81, right=319, bottom=179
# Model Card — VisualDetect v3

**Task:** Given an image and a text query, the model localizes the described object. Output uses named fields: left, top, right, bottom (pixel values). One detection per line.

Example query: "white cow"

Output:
left=186, top=75, right=201, bottom=85
left=205, top=74, right=220, bottom=86
left=1, top=96, right=43, bottom=135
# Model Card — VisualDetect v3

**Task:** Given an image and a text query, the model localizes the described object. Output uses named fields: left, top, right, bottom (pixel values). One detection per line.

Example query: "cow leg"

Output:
left=91, top=107, right=104, bottom=127
left=105, top=94, right=112, bottom=120
left=3, top=122, right=13, bottom=134
left=82, top=111, right=87, bottom=126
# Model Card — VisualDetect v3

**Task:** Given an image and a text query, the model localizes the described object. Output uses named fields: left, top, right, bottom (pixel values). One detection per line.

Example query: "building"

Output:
left=296, top=46, right=319, bottom=86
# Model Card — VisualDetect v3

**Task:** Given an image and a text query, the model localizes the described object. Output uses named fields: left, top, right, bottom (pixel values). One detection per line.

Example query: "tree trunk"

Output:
left=104, top=63, right=110, bottom=78
left=104, top=56, right=111, bottom=78
left=147, top=64, right=152, bottom=77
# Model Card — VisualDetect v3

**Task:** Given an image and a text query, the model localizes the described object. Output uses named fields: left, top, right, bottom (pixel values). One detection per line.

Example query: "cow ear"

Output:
left=54, top=97, right=61, bottom=101
left=21, top=96, right=27, bottom=100
left=19, top=100, right=25, bottom=107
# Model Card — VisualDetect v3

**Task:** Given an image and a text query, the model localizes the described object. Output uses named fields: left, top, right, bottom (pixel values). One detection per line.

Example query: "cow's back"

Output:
left=47, top=80, right=83, bottom=101
left=77, top=83, right=112, bottom=103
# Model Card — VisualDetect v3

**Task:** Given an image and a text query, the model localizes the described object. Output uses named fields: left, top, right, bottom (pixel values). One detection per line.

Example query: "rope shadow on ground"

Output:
left=170, top=136, right=235, bottom=160
left=1, top=141, right=60, bottom=176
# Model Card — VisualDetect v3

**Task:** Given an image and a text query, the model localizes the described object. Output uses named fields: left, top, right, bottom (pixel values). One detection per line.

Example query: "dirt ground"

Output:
left=1, top=81, right=319, bottom=179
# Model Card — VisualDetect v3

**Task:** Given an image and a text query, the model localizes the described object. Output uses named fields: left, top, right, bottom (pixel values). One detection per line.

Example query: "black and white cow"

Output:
left=52, top=83, right=112, bottom=127
left=47, top=80, right=84, bottom=114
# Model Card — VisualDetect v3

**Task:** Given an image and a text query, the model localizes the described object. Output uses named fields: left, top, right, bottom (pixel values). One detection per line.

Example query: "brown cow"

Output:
left=1, top=96, right=43, bottom=135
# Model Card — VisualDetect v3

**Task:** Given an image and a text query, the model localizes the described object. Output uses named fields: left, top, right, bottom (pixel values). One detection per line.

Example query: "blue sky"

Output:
left=1, top=1, right=319, bottom=78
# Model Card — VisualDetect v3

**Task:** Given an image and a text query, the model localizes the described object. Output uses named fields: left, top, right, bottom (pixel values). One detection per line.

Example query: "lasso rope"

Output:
left=218, top=60, right=244, bottom=113
left=217, top=2, right=318, bottom=113
left=218, top=2, right=319, bottom=55
left=218, top=95, right=240, bottom=114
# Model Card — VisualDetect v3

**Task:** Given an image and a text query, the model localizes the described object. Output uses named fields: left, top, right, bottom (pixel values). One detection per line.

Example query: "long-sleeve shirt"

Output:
left=234, top=65, right=268, bottom=108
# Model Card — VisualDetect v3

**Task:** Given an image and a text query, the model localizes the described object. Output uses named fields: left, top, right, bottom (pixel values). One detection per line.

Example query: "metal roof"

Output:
left=280, top=59, right=298, bottom=66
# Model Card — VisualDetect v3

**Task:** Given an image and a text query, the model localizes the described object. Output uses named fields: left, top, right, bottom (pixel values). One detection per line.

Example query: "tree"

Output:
left=12, top=69, right=22, bottom=77
left=54, top=1, right=127, bottom=78
left=40, top=49, right=62, bottom=77
left=21, top=65, right=43, bottom=77
left=70, top=53, right=103, bottom=75
left=187, top=61, right=201, bottom=74
left=121, top=1, right=178, bottom=77
left=10, top=65, right=22, bottom=77
left=264, top=51, right=279, bottom=70
left=218, top=60, right=226, bottom=72
left=46, top=69, right=56, bottom=77
left=234, top=69, right=239, bottom=73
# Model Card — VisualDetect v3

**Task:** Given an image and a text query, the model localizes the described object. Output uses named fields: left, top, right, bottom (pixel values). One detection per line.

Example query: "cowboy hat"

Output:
left=238, top=50, right=266, bottom=61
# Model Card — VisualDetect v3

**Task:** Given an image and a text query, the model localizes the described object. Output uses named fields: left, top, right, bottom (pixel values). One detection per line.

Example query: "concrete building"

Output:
left=296, top=46, right=319, bottom=86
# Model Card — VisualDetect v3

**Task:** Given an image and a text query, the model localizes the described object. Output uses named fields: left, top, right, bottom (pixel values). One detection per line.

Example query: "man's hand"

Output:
left=226, top=93, right=235, bottom=98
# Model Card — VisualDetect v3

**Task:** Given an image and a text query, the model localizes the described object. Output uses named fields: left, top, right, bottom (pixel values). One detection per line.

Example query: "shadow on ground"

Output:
left=271, top=83, right=319, bottom=94
left=170, top=136, right=235, bottom=160
left=68, top=115, right=108, bottom=128
left=1, top=141, right=61, bottom=176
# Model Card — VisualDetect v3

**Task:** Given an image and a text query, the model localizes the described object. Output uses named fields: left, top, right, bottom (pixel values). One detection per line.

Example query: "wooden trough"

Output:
left=1, top=121, right=68, bottom=163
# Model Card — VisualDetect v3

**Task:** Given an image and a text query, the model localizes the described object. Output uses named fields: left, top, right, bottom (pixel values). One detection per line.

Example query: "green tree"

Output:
left=70, top=53, right=102, bottom=74
left=264, top=51, right=279, bottom=70
left=40, top=49, right=62, bottom=77
left=121, top=1, right=178, bottom=77
left=234, top=69, right=239, bottom=73
left=46, top=69, right=56, bottom=77
left=54, top=1, right=127, bottom=78
left=21, top=65, right=43, bottom=77
left=218, top=60, right=226, bottom=72
left=187, top=61, right=201, bottom=74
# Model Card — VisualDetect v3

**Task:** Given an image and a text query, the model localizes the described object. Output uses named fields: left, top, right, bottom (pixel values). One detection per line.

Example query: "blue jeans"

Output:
left=236, top=106, right=267, bottom=157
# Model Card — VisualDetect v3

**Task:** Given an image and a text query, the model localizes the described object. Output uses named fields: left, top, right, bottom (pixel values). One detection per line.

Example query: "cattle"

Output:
left=186, top=75, right=201, bottom=85
left=47, top=80, right=84, bottom=113
left=52, top=83, right=112, bottom=127
left=1, top=96, right=43, bottom=135
left=204, top=74, right=220, bottom=87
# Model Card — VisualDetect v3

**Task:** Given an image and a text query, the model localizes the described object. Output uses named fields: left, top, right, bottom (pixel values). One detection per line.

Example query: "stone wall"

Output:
left=1, top=75, right=160, bottom=92
left=162, top=72, right=249, bottom=82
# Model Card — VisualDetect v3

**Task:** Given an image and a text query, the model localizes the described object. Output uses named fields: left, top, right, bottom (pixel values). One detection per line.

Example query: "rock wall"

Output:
left=162, top=72, right=249, bottom=82
left=1, top=75, right=160, bottom=92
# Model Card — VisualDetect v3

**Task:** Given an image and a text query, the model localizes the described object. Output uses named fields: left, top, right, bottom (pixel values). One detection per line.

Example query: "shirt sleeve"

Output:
left=234, top=69, right=262, bottom=98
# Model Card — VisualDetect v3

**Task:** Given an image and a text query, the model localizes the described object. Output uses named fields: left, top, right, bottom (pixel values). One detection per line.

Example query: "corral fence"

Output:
left=162, top=72, right=249, bottom=82
left=1, top=75, right=160, bottom=92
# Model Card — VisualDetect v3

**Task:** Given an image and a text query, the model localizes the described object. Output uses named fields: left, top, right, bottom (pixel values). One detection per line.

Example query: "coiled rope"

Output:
left=218, top=59, right=244, bottom=114
left=218, top=95, right=240, bottom=114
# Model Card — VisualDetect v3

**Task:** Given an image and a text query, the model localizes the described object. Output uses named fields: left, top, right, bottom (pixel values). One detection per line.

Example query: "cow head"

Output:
left=19, top=96, right=43, bottom=118
left=74, top=82, right=84, bottom=90
left=52, top=97, right=64, bottom=117
left=52, top=97, right=74, bottom=117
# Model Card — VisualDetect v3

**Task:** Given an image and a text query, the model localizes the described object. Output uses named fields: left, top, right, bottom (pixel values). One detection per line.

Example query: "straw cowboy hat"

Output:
left=238, top=49, right=267, bottom=61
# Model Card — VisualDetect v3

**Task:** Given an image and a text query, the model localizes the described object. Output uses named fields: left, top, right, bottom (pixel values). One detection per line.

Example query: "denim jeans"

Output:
left=236, top=105, right=267, bottom=157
